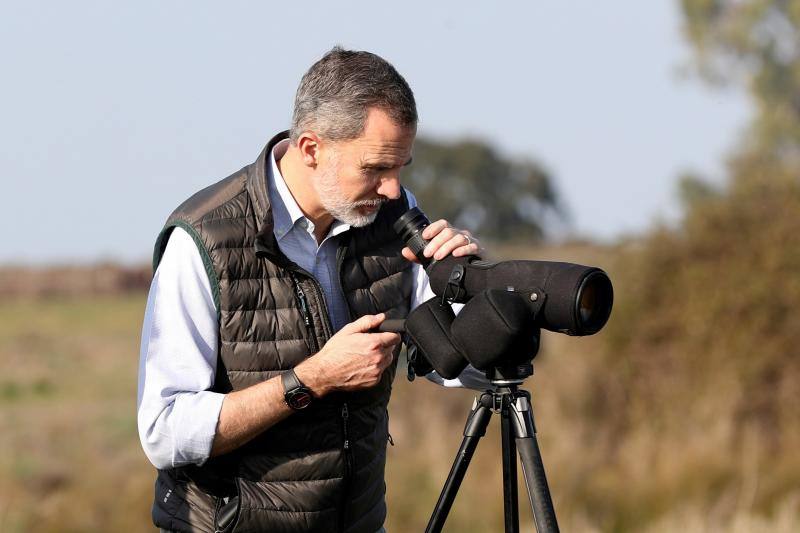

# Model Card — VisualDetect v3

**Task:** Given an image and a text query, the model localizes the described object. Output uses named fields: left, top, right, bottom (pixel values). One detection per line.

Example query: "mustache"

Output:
left=353, top=198, right=387, bottom=208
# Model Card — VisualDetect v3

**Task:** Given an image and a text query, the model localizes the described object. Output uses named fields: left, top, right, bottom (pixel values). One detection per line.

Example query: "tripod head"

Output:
left=486, top=361, right=535, bottom=387
left=378, top=290, right=543, bottom=382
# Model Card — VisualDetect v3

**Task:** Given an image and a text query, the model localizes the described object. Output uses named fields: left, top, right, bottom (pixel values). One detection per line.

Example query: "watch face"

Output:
left=287, top=389, right=312, bottom=410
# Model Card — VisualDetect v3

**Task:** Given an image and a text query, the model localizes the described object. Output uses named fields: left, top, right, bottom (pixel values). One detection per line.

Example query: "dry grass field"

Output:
left=1, top=230, right=799, bottom=532
left=0, top=294, right=152, bottom=532
left=0, top=291, right=547, bottom=532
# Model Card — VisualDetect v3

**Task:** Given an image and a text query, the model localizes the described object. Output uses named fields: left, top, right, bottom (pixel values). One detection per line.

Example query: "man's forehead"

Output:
left=353, top=135, right=414, bottom=164
left=350, top=108, right=415, bottom=164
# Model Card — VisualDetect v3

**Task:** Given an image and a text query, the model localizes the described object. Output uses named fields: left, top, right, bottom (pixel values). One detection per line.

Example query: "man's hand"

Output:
left=401, top=219, right=483, bottom=263
left=296, top=313, right=400, bottom=397
left=211, top=314, right=398, bottom=457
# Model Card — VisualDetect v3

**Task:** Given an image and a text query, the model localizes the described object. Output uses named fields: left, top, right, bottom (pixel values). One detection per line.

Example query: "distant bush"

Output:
left=0, top=264, right=151, bottom=298
left=581, top=166, right=800, bottom=528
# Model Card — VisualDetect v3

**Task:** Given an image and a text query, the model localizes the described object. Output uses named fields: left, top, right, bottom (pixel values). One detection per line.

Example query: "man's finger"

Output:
left=423, top=225, right=457, bottom=258
left=435, top=232, right=477, bottom=260
left=453, top=240, right=481, bottom=257
left=374, top=332, right=401, bottom=347
left=401, top=247, right=420, bottom=263
left=421, top=219, right=449, bottom=240
left=377, top=349, right=396, bottom=371
left=343, top=313, right=386, bottom=333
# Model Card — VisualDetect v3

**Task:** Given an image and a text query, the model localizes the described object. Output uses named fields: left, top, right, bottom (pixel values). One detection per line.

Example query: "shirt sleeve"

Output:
left=403, top=188, right=491, bottom=391
left=136, top=227, right=225, bottom=470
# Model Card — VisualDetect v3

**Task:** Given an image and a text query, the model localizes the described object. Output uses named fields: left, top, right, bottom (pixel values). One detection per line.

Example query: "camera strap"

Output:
left=441, top=264, right=467, bottom=305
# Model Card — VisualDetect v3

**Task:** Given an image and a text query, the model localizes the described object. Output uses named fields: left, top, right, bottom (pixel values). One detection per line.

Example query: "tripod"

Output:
left=425, top=367, right=559, bottom=533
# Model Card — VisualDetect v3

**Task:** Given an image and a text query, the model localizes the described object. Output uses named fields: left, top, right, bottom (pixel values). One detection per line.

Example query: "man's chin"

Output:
left=358, top=202, right=382, bottom=215
left=343, top=203, right=381, bottom=227
left=348, top=211, right=380, bottom=227
left=337, top=205, right=377, bottom=227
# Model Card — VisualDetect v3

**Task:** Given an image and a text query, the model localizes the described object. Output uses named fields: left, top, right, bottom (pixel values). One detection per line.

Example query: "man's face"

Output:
left=312, top=107, right=415, bottom=227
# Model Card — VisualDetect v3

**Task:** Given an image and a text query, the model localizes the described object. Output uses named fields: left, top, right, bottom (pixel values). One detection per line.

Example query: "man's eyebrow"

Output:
left=361, top=157, right=413, bottom=169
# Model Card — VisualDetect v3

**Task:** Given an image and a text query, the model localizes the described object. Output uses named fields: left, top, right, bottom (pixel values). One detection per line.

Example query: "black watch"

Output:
left=282, top=369, right=313, bottom=410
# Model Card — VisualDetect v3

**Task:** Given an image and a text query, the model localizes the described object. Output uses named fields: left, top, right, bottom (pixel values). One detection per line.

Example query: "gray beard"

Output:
left=312, top=159, right=386, bottom=227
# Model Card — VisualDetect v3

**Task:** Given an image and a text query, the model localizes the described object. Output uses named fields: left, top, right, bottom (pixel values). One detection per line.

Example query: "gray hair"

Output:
left=289, top=47, right=418, bottom=144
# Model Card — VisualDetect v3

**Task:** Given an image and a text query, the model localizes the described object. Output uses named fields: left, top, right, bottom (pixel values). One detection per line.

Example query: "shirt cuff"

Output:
left=171, top=390, right=225, bottom=467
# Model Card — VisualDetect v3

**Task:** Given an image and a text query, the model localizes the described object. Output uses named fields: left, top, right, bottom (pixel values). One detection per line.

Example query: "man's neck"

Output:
left=276, top=144, right=334, bottom=244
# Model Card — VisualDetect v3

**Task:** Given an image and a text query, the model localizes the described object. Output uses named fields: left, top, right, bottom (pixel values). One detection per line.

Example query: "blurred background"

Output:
left=1, top=1, right=799, bottom=531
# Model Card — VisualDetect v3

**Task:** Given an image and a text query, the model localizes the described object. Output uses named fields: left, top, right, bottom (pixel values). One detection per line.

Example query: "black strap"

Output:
left=281, top=369, right=304, bottom=393
left=441, top=263, right=467, bottom=305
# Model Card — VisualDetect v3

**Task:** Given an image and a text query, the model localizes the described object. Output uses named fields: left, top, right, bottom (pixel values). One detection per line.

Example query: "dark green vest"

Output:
left=150, top=132, right=413, bottom=533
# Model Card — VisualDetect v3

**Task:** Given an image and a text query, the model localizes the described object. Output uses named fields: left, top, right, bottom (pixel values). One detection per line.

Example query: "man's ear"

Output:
left=296, top=131, right=320, bottom=168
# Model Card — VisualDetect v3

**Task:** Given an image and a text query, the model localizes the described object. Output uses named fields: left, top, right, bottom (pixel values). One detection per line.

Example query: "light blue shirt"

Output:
left=267, top=139, right=352, bottom=332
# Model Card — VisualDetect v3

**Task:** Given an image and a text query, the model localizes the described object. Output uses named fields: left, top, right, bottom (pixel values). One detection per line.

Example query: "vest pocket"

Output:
left=214, top=492, right=240, bottom=533
left=226, top=475, right=341, bottom=533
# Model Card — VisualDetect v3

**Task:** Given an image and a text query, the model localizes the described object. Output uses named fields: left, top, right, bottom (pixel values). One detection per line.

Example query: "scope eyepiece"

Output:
left=393, top=207, right=432, bottom=266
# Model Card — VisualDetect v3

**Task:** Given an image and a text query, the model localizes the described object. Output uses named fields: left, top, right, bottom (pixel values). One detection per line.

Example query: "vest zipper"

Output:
left=291, top=257, right=353, bottom=532
left=339, top=402, right=353, bottom=533
left=342, top=402, right=351, bottom=453
left=290, top=273, right=320, bottom=353
left=335, top=243, right=354, bottom=321
left=290, top=268, right=336, bottom=344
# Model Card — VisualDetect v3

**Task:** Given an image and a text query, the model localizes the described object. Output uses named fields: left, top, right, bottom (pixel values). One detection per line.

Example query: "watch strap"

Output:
left=282, top=369, right=313, bottom=410
left=281, top=368, right=304, bottom=394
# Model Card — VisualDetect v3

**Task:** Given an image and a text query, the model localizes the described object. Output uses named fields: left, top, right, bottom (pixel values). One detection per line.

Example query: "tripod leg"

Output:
left=426, top=393, right=494, bottom=533
left=501, top=403, right=520, bottom=533
left=509, top=393, right=559, bottom=533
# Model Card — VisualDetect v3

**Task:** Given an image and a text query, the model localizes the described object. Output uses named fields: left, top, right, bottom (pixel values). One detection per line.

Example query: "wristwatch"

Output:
left=281, top=369, right=313, bottom=410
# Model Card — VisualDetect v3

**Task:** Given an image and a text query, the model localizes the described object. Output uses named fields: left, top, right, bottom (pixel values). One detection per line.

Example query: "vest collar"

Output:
left=248, top=131, right=352, bottom=271
left=248, top=130, right=406, bottom=267
left=248, top=131, right=292, bottom=262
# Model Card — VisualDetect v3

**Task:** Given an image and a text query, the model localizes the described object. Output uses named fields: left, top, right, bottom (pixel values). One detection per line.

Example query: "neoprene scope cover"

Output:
left=451, top=290, right=539, bottom=370
left=405, top=298, right=467, bottom=379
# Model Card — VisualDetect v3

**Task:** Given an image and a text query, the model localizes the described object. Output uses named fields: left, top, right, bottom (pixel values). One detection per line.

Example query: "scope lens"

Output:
left=574, top=270, right=614, bottom=334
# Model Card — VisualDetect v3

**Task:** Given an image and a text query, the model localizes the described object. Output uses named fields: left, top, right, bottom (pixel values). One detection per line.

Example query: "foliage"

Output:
left=550, top=0, right=800, bottom=528
left=595, top=173, right=800, bottom=526
left=402, top=136, right=562, bottom=242
left=677, top=171, right=721, bottom=209
left=681, top=0, right=800, bottom=173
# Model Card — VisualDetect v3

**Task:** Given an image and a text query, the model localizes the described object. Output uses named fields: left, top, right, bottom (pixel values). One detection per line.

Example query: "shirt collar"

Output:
left=267, top=140, right=351, bottom=243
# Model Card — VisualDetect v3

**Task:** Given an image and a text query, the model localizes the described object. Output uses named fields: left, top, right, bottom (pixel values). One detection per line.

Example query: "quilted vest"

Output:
left=149, top=132, right=413, bottom=533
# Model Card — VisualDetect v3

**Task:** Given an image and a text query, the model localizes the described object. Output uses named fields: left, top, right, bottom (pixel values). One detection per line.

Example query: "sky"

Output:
left=0, top=1, right=750, bottom=264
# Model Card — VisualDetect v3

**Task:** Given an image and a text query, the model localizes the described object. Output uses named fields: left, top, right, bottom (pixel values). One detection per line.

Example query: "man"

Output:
left=137, top=47, right=485, bottom=533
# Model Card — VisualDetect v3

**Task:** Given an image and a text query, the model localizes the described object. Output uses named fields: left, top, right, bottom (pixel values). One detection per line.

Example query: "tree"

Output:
left=575, top=4, right=800, bottom=526
left=681, top=0, right=800, bottom=173
left=401, top=136, right=561, bottom=243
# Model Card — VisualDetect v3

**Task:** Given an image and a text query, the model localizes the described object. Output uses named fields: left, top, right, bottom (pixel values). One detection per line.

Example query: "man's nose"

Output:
left=376, top=173, right=402, bottom=200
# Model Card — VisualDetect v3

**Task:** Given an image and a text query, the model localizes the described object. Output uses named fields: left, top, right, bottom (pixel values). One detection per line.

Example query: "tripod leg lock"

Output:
left=509, top=395, right=537, bottom=438
left=463, top=394, right=493, bottom=438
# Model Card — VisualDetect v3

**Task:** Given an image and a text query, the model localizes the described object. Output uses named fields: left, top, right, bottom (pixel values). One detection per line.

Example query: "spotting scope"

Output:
left=394, top=207, right=614, bottom=336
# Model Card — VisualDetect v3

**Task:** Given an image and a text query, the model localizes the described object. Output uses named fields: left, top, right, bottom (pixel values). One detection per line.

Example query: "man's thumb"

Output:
left=347, top=313, right=386, bottom=333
